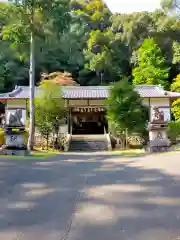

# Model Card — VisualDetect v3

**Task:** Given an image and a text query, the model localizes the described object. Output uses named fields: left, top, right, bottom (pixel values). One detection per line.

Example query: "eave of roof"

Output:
left=0, top=85, right=180, bottom=100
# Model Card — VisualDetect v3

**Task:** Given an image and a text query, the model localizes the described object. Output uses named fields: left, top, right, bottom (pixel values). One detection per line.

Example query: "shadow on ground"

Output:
left=0, top=152, right=179, bottom=240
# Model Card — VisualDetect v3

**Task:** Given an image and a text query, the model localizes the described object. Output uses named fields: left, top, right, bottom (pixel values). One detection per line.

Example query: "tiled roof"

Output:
left=0, top=85, right=180, bottom=100
left=62, top=86, right=109, bottom=99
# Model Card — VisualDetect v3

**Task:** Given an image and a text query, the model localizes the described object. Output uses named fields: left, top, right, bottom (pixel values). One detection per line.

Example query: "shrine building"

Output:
left=0, top=85, right=180, bottom=135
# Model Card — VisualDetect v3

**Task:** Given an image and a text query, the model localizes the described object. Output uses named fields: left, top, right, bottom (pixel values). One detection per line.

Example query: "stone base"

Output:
left=147, top=145, right=170, bottom=153
left=147, top=139, right=171, bottom=153
left=5, top=149, right=29, bottom=156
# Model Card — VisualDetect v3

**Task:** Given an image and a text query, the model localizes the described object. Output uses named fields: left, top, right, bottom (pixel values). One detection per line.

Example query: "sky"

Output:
left=105, top=0, right=161, bottom=13
left=0, top=0, right=162, bottom=13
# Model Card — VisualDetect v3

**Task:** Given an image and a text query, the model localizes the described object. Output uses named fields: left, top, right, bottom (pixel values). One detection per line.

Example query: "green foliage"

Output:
left=84, top=28, right=130, bottom=84
left=1, top=0, right=71, bottom=86
left=132, top=38, right=169, bottom=88
left=0, top=0, right=179, bottom=88
left=168, top=121, right=180, bottom=143
left=172, top=99, right=180, bottom=121
left=171, top=74, right=180, bottom=121
left=171, top=74, right=180, bottom=92
left=106, top=79, right=148, bottom=135
left=71, top=0, right=111, bottom=30
left=127, top=135, right=146, bottom=149
left=35, top=82, right=66, bottom=146
left=161, top=0, right=180, bottom=14
left=173, top=41, right=180, bottom=65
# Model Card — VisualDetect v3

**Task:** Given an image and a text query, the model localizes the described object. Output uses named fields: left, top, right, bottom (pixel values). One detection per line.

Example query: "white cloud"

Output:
left=105, top=0, right=161, bottom=13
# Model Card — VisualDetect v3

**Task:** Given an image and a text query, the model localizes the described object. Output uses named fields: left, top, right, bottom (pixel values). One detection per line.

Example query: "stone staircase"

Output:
left=69, top=135, right=109, bottom=152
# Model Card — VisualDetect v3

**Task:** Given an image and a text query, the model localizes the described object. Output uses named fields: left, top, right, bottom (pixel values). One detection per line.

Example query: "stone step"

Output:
left=71, top=135, right=107, bottom=141
left=69, top=135, right=108, bottom=152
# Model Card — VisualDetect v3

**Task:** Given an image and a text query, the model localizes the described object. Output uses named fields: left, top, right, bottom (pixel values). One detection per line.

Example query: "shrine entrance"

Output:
left=71, top=107, right=107, bottom=135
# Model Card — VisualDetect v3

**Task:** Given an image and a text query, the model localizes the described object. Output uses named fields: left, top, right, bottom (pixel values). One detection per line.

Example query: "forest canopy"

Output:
left=0, top=0, right=180, bottom=92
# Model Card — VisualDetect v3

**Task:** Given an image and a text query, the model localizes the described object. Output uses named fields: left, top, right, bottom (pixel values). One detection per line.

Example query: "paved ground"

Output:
left=0, top=152, right=180, bottom=240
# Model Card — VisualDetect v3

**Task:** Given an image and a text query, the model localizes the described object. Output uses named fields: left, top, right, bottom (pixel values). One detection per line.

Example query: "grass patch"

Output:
left=0, top=149, right=57, bottom=160
left=112, top=149, right=145, bottom=157
left=34, top=147, right=62, bottom=153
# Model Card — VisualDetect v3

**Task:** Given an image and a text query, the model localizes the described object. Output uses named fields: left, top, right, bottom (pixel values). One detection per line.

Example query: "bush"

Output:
left=168, top=121, right=180, bottom=144
left=0, top=128, right=4, bottom=146
left=35, top=82, right=66, bottom=150
left=106, top=79, right=148, bottom=136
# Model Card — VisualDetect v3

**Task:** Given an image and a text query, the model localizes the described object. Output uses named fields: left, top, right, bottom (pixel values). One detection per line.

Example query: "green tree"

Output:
left=172, top=41, right=180, bottom=72
left=0, top=2, right=29, bottom=92
left=71, top=0, right=111, bottom=31
left=171, top=74, right=180, bottom=92
left=111, top=10, right=179, bottom=70
left=171, top=99, right=180, bottom=120
left=35, top=81, right=66, bottom=149
left=161, top=0, right=180, bottom=13
left=171, top=74, right=180, bottom=121
left=4, top=0, right=70, bottom=150
left=84, top=28, right=129, bottom=84
left=106, top=79, right=148, bottom=138
left=168, top=121, right=180, bottom=143
left=132, top=38, right=169, bottom=88
left=71, top=0, right=130, bottom=85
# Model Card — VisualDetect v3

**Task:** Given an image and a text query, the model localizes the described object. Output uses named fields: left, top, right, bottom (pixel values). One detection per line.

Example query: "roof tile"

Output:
left=0, top=85, right=180, bottom=100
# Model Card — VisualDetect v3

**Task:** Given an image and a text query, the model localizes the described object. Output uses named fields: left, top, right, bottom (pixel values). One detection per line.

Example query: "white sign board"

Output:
left=150, top=107, right=171, bottom=122
left=59, top=124, right=68, bottom=134
left=6, top=135, right=24, bottom=146
left=6, top=109, right=26, bottom=127
left=158, top=108, right=171, bottom=122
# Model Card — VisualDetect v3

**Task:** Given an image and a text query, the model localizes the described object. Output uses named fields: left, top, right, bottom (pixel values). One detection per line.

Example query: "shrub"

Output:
left=127, top=132, right=148, bottom=149
left=106, top=79, right=148, bottom=136
left=168, top=121, right=180, bottom=144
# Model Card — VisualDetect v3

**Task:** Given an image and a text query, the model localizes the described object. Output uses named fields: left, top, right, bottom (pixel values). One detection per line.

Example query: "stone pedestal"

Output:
left=3, top=128, right=29, bottom=156
left=148, top=122, right=171, bottom=153
left=5, top=149, right=29, bottom=156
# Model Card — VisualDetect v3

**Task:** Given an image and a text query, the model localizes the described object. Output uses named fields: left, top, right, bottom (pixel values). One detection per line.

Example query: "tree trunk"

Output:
left=46, top=133, right=49, bottom=150
left=27, top=30, right=35, bottom=151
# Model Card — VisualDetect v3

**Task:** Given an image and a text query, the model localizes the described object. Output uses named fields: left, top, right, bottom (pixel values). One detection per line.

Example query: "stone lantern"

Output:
left=4, top=108, right=28, bottom=155
left=148, top=106, right=171, bottom=152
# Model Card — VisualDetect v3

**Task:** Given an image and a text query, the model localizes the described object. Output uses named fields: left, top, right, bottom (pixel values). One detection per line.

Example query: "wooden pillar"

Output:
left=148, top=98, right=151, bottom=122
left=69, top=108, right=72, bottom=134
left=4, top=100, right=7, bottom=129
left=169, top=97, right=172, bottom=121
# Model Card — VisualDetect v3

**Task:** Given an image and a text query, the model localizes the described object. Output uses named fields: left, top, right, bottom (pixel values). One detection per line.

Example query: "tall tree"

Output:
left=170, top=74, right=180, bottom=121
left=161, top=0, right=180, bottom=14
left=0, top=2, right=28, bottom=92
left=72, top=0, right=130, bottom=84
left=5, top=0, right=70, bottom=150
left=172, top=41, right=180, bottom=74
left=132, top=38, right=169, bottom=88
left=84, top=28, right=130, bottom=84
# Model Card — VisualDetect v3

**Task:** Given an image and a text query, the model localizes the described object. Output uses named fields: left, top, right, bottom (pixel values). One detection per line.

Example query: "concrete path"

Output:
left=0, top=152, right=180, bottom=240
